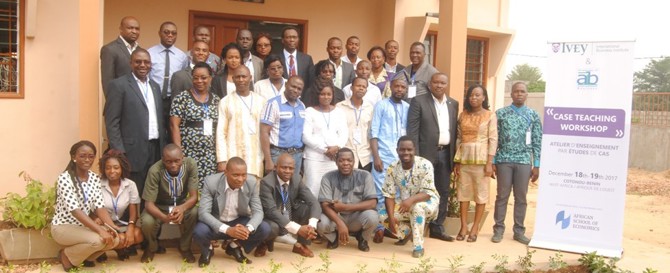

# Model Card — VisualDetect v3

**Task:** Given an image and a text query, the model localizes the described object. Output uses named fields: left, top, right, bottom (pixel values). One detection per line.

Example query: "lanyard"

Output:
left=165, top=168, right=184, bottom=206
left=193, top=90, right=210, bottom=117
left=403, top=166, right=414, bottom=184
left=74, top=176, right=89, bottom=205
left=238, top=93, right=254, bottom=116
left=111, top=193, right=121, bottom=218
left=270, top=80, right=284, bottom=97
left=511, top=106, right=531, bottom=128
left=279, top=184, right=289, bottom=206
left=320, top=106, right=331, bottom=129
left=353, top=101, right=363, bottom=127
left=405, top=69, right=418, bottom=85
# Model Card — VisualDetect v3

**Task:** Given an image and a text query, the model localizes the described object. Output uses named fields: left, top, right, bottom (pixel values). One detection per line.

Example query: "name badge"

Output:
left=203, top=119, right=213, bottom=136
left=525, top=129, right=531, bottom=145
left=353, top=128, right=362, bottom=144
left=407, top=85, right=417, bottom=98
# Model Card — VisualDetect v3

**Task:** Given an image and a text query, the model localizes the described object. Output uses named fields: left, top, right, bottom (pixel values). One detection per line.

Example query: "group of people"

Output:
left=50, top=15, right=544, bottom=272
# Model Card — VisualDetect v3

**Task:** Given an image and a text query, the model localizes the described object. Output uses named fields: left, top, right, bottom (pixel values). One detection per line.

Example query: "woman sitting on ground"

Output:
left=51, top=141, right=121, bottom=271
left=96, top=151, right=144, bottom=261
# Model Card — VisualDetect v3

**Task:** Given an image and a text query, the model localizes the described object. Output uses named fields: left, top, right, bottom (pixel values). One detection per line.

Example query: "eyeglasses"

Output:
left=267, top=66, right=283, bottom=72
left=257, top=43, right=271, bottom=48
left=162, top=30, right=177, bottom=36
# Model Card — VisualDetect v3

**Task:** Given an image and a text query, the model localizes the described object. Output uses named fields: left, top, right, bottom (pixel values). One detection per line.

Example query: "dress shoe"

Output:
left=198, top=249, right=214, bottom=268
left=412, top=248, right=425, bottom=258
left=82, top=260, right=95, bottom=267
left=140, top=250, right=155, bottom=263
left=326, top=239, right=338, bottom=249
left=226, top=245, right=252, bottom=264
left=373, top=229, right=384, bottom=243
left=126, top=245, right=139, bottom=256
left=156, top=245, right=167, bottom=254
left=513, top=234, right=531, bottom=245
left=96, top=252, right=108, bottom=263
left=253, top=242, right=268, bottom=257
left=180, top=250, right=196, bottom=263
left=266, top=240, right=275, bottom=252
left=429, top=232, right=455, bottom=242
left=491, top=233, right=503, bottom=243
left=357, top=239, right=370, bottom=252
left=115, top=249, right=129, bottom=261
left=292, top=243, right=314, bottom=257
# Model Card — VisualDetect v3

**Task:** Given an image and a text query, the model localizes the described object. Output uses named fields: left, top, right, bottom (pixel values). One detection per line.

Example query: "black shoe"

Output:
left=95, top=253, right=108, bottom=263
left=198, top=248, right=214, bottom=268
left=357, top=239, right=370, bottom=252
left=326, top=239, right=339, bottom=249
left=82, top=260, right=95, bottom=267
left=114, top=249, right=129, bottom=261
left=180, top=250, right=196, bottom=263
left=429, top=232, right=455, bottom=242
left=156, top=245, right=167, bottom=254
left=140, top=251, right=154, bottom=263
left=225, top=245, right=252, bottom=264
left=126, top=245, right=139, bottom=256
left=266, top=240, right=275, bottom=252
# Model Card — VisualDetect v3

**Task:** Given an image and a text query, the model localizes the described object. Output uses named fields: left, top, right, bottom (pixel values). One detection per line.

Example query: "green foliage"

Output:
left=378, top=253, right=401, bottom=273
left=98, top=263, right=119, bottom=273
left=516, top=248, right=536, bottom=273
left=201, top=264, right=225, bottom=273
left=642, top=268, right=659, bottom=273
left=492, top=254, right=509, bottom=273
left=548, top=251, right=568, bottom=270
left=142, top=261, right=161, bottom=273
left=447, top=173, right=459, bottom=217
left=237, top=260, right=253, bottom=273
left=291, top=256, right=312, bottom=273
left=507, top=63, right=546, bottom=92
left=261, top=259, right=282, bottom=273
left=177, top=259, right=193, bottom=273
left=1, top=263, right=16, bottom=273
left=0, top=172, right=56, bottom=230
left=410, top=257, right=435, bottom=273
left=39, top=261, right=52, bottom=273
left=468, top=262, right=486, bottom=273
left=446, top=255, right=464, bottom=273
left=316, top=250, right=332, bottom=272
left=634, top=57, right=670, bottom=92
left=356, top=263, right=369, bottom=273
left=577, top=252, right=635, bottom=273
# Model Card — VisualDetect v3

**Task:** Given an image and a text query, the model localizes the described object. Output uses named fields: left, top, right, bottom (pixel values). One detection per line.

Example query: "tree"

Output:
left=634, top=57, right=670, bottom=92
left=507, top=63, right=545, bottom=92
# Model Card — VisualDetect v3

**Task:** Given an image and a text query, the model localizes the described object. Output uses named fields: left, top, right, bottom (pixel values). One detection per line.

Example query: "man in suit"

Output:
left=395, top=42, right=438, bottom=99
left=100, top=16, right=140, bottom=97
left=279, top=26, right=314, bottom=87
left=237, top=29, right=264, bottom=83
left=384, top=40, right=405, bottom=73
left=325, top=37, right=355, bottom=89
left=192, top=25, right=221, bottom=73
left=193, top=157, right=271, bottom=267
left=170, top=40, right=210, bottom=95
left=104, top=48, right=165, bottom=197
left=257, top=153, right=320, bottom=258
left=407, top=72, right=459, bottom=241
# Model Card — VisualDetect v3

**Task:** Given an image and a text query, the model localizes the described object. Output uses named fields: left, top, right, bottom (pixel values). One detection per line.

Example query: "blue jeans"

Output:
left=193, top=217, right=270, bottom=255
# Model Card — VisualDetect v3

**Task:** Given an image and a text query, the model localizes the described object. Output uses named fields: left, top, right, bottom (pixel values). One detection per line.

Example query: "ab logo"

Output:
left=555, top=210, right=571, bottom=229
left=577, top=70, right=599, bottom=88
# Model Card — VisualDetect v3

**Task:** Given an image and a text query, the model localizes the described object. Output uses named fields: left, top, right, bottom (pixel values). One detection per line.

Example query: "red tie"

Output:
left=289, top=55, right=297, bottom=77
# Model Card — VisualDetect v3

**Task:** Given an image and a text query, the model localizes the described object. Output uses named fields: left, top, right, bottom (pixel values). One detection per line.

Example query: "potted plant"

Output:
left=0, top=172, right=60, bottom=264
left=443, top=173, right=489, bottom=236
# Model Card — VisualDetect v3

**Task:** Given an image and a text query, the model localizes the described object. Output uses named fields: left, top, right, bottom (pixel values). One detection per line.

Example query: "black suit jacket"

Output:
left=407, top=93, right=459, bottom=168
left=279, top=50, right=315, bottom=87
left=169, top=66, right=193, bottom=97
left=104, top=73, right=166, bottom=172
left=259, top=171, right=321, bottom=228
left=100, top=37, right=135, bottom=97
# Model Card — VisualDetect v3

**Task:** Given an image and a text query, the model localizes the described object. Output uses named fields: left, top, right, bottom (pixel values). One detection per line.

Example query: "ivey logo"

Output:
left=555, top=210, right=571, bottom=229
left=551, top=43, right=588, bottom=55
left=577, top=70, right=599, bottom=87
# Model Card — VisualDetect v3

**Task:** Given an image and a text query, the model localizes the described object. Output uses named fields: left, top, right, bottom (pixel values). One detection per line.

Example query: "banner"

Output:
left=530, top=41, right=634, bottom=258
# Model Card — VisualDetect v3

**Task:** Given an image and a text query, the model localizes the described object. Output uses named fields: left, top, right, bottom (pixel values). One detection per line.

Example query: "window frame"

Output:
left=464, top=35, right=489, bottom=91
left=0, top=0, right=24, bottom=99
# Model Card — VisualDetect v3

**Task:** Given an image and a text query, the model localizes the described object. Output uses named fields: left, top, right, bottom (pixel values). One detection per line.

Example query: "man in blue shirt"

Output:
left=260, top=76, right=307, bottom=175
left=491, top=82, right=542, bottom=245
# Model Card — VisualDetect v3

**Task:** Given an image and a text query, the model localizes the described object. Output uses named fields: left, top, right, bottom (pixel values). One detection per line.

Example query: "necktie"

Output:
left=162, top=49, right=171, bottom=99
left=289, top=55, right=297, bottom=77
left=282, top=184, right=292, bottom=220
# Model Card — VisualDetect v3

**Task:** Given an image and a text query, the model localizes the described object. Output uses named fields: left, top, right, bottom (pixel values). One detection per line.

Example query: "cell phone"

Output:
left=168, top=206, right=176, bottom=225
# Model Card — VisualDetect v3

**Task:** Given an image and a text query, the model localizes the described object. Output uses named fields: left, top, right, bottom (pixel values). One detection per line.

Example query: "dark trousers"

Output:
left=130, top=139, right=161, bottom=211
left=163, top=98, right=173, bottom=144
left=193, top=217, right=270, bottom=255
left=430, top=148, right=452, bottom=232
left=266, top=200, right=313, bottom=245
left=358, top=162, right=372, bottom=172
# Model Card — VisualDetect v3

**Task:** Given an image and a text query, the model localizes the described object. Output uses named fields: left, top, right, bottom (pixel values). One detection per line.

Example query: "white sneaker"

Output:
left=275, top=233, right=298, bottom=245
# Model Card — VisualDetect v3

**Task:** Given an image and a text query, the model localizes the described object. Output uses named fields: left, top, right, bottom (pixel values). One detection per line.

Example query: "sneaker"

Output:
left=513, top=234, right=531, bottom=245
left=491, top=233, right=503, bottom=243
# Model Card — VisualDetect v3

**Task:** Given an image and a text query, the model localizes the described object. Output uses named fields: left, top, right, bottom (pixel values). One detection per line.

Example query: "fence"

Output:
left=631, top=92, right=670, bottom=127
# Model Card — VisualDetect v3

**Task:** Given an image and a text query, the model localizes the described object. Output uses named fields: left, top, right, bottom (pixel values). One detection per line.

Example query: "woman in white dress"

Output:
left=302, top=85, right=349, bottom=198
left=253, top=54, right=286, bottom=100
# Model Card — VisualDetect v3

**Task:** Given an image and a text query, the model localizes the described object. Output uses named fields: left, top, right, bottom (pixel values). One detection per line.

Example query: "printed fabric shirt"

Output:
left=142, top=157, right=199, bottom=209
left=52, top=170, right=105, bottom=226
left=493, top=105, right=542, bottom=167
left=454, top=110, right=498, bottom=165
left=382, top=156, right=439, bottom=205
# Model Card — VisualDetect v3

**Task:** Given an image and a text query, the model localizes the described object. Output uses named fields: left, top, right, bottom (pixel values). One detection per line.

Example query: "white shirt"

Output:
left=341, top=56, right=362, bottom=67
left=329, top=59, right=344, bottom=89
left=216, top=179, right=255, bottom=233
left=254, top=78, right=286, bottom=101
left=342, top=83, right=382, bottom=106
left=244, top=54, right=256, bottom=83
left=277, top=175, right=319, bottom=234
left=433, top=95, right=451, bottom=145
left=384, top=62, right=399, bottom=73
left=133, top=73, right=159, bottom=139
left=119, top=35, right=138, bottom=55
left=283, top=49, right=298, bottom=76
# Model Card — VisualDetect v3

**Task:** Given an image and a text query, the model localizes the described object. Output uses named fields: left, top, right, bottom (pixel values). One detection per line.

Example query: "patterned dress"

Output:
left=170, top=90, right=221, bottom=187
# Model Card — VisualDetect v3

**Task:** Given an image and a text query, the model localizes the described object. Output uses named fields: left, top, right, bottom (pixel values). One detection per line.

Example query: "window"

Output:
left=0, top=0, right=22, bottom=99
left=465, top=37, right=488, bottom=90
left=423, top=31, right=437, bottom=66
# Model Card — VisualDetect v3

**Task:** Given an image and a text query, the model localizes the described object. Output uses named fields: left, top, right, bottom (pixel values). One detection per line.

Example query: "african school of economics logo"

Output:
left=551, top=43, right=561, bottom=53
left=555, top=210, right=571, bottom=229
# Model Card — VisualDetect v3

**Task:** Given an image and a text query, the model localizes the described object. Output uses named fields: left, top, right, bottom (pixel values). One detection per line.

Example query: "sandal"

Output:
left=467, top=234, right=478, bottom=243
left=456, top=233, right=467, bottom=241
